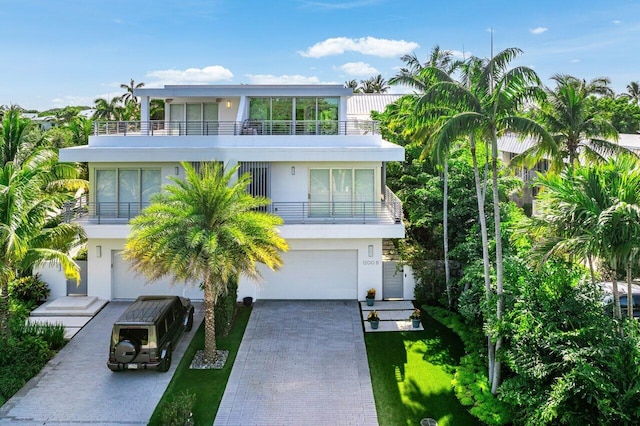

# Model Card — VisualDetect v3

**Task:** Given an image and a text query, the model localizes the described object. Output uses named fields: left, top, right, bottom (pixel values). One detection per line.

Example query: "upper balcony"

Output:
left=93, top=119, right=379, bottom=137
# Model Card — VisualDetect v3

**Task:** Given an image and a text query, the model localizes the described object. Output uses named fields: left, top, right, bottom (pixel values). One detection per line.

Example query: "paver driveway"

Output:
left=0, top=301, right=203, bottom=425
left=214, top=300, right=378, bottom=426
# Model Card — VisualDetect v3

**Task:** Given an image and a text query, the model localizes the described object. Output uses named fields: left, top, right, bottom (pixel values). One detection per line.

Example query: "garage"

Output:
left=256, top=250, right=358, bottom=299
left=111, top=250, right=203, bottom=300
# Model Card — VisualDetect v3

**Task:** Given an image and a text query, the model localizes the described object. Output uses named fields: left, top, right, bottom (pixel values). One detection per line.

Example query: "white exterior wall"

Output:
left=34, top=262, right=68, bottom=300
left=238, top=238, right=382, bottom=301
left=403, top=265, right=417, bottom=301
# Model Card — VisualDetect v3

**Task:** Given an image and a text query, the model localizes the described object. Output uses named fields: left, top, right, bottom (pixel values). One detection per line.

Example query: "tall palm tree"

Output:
left=0, top=151, right=85, bottom=337
left=120, top=79, right=145, bottom=106
left=359, top=74, right=389, bottom=93
left=422, top=48, right=551, bottom=393
left=390, top=45, right=464, bottom=307
left=512, top=74, right=622, bottom=171
left=124, top=162, right=288, bottom=362
left=93, top=97, right=122, bottom=121
left=618, top=81, right=640, bottom=104
left=344, top=80, right=361, bottom=93
left=1, top=106, right=32, bottom=165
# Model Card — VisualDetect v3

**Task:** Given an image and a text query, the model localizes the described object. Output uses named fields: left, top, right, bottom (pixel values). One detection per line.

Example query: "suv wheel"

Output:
left=159, top=348, right=172, bottom=373
left=114, top=339, right=139, bottom=364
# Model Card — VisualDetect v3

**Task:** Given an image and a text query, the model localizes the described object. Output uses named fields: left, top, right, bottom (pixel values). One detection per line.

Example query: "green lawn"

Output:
left=148, top=306, right=251, bottom=426
left=365, top=311, right=479, bottom=426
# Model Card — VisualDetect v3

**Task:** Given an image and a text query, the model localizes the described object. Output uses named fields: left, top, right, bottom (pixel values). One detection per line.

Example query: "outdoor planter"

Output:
left=412, top=319, right=421, bottom=328
left=242, top=296, right=253, bottom=307
left=365, top=288, right=376, bottom=306
left=410, top=308, right=421, bottom=328
left=370, top=319, right=380, bottom=329
left=367, top=310, right=380, bottom=330
left=366, top=297, right=374, bottom=306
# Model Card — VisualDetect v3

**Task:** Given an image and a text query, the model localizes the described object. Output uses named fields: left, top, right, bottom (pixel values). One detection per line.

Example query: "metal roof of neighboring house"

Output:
left=497, top=133, right=640, bottom=156
left=347, top=94, right=403, bottom=119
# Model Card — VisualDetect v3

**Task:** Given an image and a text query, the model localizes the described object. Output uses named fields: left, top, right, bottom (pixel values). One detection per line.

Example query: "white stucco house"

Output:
left=54, top=85, right=409, bottom=302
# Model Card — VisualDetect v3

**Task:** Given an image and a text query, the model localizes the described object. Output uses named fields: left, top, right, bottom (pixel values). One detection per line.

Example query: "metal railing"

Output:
left=63, top=192, right=402, bottom=225
left=93, top=120, right=379, bottom=136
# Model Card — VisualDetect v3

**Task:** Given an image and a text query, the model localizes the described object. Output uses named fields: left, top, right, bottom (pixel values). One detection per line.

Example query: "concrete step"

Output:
left=360, top=300, right=414, bottom=311
left=361, top=309, right=417, bottom=321
left=31, top=296, right=108, bottom=317
left=364, top=319, right=423, bottom=332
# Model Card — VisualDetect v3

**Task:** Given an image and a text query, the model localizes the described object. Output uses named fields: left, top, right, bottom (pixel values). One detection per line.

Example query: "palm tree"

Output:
left=344, top=80, right=361, bottom=93
left=120, top=79, right=145, bottom=106
left=359, top=74, right=389, bottom=93
left=124, top=162, right=288, bottom=362
left=0, top=151, right=85, bottom=337
left=389, top=45, right=464, bottom=307
left=421, top=48, right=551, bottom=393
left=512, top=74, right=622, bottom=171
left=618, top=81, right=640, bottom=104
left=93, top=97, right=122, bottom=121
left=1, top=106, right=33, bottom=165
left=532, top=155, right=640, bottom=320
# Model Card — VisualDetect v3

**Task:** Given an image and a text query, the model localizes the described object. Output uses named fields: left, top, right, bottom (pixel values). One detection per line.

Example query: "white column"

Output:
left=140, top=96, right=150, bottom=135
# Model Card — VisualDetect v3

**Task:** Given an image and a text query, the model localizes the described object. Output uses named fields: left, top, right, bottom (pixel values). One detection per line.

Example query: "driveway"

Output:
left=214, top=300, right=378, bottom=426
left=0, top=301, right=204, bottom=425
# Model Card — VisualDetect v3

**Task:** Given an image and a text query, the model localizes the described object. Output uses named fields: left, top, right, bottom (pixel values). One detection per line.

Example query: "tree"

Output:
left=124, top=162, right=288, bottom=362
left=422, top=48, right=551, bottom=393
left=618, top=81, right=640, bottom=104
left=0, top=151, right=85, bottom=337
left=92, top=97, right=122, bottom=121
left=344, top=80, right=360, bottom=92
left=359, top=74, right=389, bottom=93
left=391, top=45, right=463, bottom=91
left=513, top=74, right=622, bottom=171
left=120, top=79, right=144, bottom=106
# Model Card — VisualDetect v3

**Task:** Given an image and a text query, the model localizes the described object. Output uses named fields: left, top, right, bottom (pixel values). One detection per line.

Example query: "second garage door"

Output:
left=257, top=250, right=358, bottom=300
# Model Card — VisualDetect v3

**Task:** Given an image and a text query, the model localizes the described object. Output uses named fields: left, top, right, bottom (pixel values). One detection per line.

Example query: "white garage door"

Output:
left=111, top=250, right=203, bottom=300
left=257, top=250, right=358, bottom=300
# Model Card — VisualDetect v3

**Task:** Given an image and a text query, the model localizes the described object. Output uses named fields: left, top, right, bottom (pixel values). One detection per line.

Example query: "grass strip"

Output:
left=148, top=306, right=252, bottom=425
left=365, top=309, right=479, bottom=426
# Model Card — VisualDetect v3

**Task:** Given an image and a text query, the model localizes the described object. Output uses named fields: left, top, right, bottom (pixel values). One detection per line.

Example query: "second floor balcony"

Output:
left=92, top=120, right=380, bottom=137
left=63, top=187, right=402, bottom=226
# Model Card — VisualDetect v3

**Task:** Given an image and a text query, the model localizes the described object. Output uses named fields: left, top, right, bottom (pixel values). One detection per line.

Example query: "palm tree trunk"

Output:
left=490, top=132, right=504, bottom=394
left=587, top=255, right=596, bottom=286
left=627, top=262, right=633, bottom=320
left=612, top=271, right=621, bottom=320
left=203, top=277, right=218, bottom=362
left=0, top=280, right=10, bottom=338
left=443, top=158, right=451, bottom=308
left=470, top=133, right=495, bottom=384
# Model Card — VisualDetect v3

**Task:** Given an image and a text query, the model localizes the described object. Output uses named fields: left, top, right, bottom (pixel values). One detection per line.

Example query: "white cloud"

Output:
left=146, top=65, right=233, bottom=85
left=245, top=74, right=322, bottom=84
left=530, top=27, right=548, bottom=35
left=299, top=36, right=419, bottom=58
left=450, top=50, right=472, bottom=59
left=339, top=62, right=378, bottom=76
left=612, top=20, right=622, bottom=25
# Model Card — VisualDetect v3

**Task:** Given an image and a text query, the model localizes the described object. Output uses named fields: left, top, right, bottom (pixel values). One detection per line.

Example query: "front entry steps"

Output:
left=30, top=296, right=108, bottom=339
left=360, top=300, right=424, bottom=332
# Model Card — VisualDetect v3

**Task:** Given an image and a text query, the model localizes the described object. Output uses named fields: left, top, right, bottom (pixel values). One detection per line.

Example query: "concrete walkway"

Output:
left=214, top=300, right=378, bottom=426
left=0, top=301, right=204, bottom=425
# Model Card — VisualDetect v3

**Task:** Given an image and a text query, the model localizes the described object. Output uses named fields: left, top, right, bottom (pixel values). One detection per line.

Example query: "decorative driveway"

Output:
left=0, top=301, right=203, bottom=425
left=214, top=300, right=378, bottom=426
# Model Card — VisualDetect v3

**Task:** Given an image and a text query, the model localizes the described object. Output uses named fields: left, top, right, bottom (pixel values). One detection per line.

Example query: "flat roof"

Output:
left=136, top=84, right=354, bottom=98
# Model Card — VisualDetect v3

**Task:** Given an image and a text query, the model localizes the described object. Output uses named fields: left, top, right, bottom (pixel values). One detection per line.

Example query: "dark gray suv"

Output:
left=108, top=295, right=195, bottom=372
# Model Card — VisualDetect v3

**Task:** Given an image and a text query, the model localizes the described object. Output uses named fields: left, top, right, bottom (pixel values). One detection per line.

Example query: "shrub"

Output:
left=73, top=247, right=88, bottom=261
left=0, top=335, right=51, bottom=401
left=9, top=274, right=50, bottom=304
left=214, top=276, right=238, bottom=337
left=15, top=321, right=67, bottom=351
left=159, top=391, right=196, bottom=426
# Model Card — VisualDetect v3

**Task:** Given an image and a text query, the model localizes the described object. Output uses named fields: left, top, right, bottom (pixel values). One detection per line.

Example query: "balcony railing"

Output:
left=63, top=191, right=402, bottom=225
left=93, top=120, right=379, bottom=136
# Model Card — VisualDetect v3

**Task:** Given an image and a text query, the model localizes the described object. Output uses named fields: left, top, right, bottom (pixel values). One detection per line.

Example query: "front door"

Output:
left=383, top=261, right=403, bottom=299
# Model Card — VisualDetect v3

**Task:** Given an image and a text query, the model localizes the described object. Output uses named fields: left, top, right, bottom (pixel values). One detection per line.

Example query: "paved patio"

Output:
left=214, top=300, right=378, bottom=426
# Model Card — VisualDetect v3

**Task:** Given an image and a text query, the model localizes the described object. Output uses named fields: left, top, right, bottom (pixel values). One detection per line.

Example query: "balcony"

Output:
left=92, top=120, right=380, bottom=137
left=63, top=188, right=402, bottom=225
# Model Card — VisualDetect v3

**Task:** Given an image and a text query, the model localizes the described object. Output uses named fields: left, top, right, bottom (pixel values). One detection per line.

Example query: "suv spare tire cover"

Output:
left=114, top=339, right=139, bottom=363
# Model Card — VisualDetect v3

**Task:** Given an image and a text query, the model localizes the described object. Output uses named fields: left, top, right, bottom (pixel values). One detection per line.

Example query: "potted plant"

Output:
left=410, top=308, right=421, bottom=328
left=365, top=288, right=376, bottom=306
left=367, top=310, right=380, bottom=329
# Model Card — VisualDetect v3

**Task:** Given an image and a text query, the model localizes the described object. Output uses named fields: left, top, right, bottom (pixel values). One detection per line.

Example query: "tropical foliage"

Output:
left=124, top=162, right=288, bottom=362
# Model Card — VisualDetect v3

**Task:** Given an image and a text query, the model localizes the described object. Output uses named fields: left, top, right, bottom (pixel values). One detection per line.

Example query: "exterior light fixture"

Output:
left=226, top=100, right=232, bottom=108
left=291, top=166, right=295, bottom=175
left=96, top=245, right=102, bottom=258
left=175, top=166, right=179, bottom=175
left=368, top=245, right=373, bottom=257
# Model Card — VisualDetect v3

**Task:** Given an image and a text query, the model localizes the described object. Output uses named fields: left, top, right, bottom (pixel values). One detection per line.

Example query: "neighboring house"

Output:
left=57, top=85, right=407, bottom=302
left=21, top=112, right=56, bottom=130
left=498, top=133, right=640, bottom=209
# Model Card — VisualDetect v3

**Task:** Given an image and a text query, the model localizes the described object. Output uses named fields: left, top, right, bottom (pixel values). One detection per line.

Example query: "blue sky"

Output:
left=1, top=0, right=639, bottom=111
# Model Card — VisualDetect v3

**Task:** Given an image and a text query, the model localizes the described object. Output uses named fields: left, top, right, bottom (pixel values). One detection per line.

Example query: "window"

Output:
left=95, top=169, right=161, bottom=218
left=248, top=97, right=339, bottom=135
left=309, top=168, right=376, bottom=217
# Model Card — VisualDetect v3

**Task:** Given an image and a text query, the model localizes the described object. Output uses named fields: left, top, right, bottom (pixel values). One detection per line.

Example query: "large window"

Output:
left=248, top=97, right=339, bottom=135
left=309, top=168, right=376, bottom=217
left=95, top=169, right=161, bottom=218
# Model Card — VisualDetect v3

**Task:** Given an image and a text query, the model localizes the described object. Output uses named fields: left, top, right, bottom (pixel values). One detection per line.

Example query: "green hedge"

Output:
left=0, top=336, right=51, bottom=401
left=425, top=306, right=513, bottom=425
left=214, top=277, right=238, bottom=337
